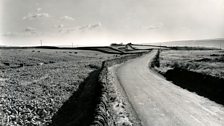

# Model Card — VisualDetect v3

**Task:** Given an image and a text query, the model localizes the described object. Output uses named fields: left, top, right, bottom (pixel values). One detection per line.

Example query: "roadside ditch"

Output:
left=150, top=50, right=224, bottom=106
left=163, top=68, right=224, bottom=105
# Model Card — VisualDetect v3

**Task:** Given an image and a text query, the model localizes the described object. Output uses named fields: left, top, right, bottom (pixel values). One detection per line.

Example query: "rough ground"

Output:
left=157, top=50, right=224, bottom=79
left=153, top=49, right=224, bottom=105
left=114, top=50, right=224, bottom=126
left=0, top=49, right=116, bottom=126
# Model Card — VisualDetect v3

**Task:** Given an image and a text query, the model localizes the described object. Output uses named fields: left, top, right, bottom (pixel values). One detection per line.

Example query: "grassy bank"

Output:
left=151, top=49, right=224, bottom=105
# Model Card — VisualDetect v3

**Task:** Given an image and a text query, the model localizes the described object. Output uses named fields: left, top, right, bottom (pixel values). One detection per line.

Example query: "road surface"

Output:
left=115, top=50, right=224, bottom=126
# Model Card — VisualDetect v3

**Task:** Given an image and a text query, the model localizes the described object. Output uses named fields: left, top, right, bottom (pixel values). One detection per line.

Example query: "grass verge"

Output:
left=151, top=49, right=224, bottom=106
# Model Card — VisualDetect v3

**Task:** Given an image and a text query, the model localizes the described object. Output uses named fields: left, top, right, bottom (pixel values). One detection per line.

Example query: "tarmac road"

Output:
left=115, top=50, right=224, bottom=126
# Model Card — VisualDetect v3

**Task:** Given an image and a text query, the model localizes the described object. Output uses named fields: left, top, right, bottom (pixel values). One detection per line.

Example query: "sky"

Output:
left=0, top=0, right=224, bottom=46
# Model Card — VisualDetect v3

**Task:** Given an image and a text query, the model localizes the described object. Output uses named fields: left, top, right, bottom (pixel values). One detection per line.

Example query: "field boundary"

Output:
left=48, top=52, right=147, bottom=126
left=91, top=52, right=146, bottom=125
left=50, top=70, right=101, bottom=126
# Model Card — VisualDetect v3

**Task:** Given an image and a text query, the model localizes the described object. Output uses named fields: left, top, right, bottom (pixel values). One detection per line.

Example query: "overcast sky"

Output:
left=0, top=0, right=224, bottom=46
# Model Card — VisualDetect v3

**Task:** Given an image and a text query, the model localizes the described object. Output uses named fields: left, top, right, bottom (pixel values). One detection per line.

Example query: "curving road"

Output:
left=115, top=50, right=224, bottom=126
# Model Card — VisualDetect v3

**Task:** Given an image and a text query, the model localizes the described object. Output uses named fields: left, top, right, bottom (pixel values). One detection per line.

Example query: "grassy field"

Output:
left=156, top=50, right=224, bottom=78
left=0, top=49, right=117, bottom=125
left=153, top=49, right=224, bottom=105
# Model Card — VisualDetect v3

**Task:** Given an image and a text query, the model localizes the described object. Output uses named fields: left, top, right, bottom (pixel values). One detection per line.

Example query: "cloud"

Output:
left=22, top=7, right=50, bottom=20
left=2, top=27, right=38, bottom=37
left=56, top=26, right=76, bottom=33
left=25, top=27, right=35, bottom=32
left=54, top=24, right=75, bottom=33
left=60, top=16, right=75, bottom=21
left=55, top=24, right=64, bottom=29
left=2, top=32, right=17, bottom=37
left=53, top=22, right=102, bottom=34
left=36, top=8, right=42, bottom=12
left=2, top=29, right=38, bottom=37
left=78, top=25, right=89, bottom=31
left=147, top=23, right=164, bottom=30
left=24, top=27, right=37, bottom=34
left=23, top=11, right=50, bottom=20
left=61, top=28, right=76, bottom=33
left=89, top=22, right=102, bottom=29
left=78, top=22, right=102, bottom=31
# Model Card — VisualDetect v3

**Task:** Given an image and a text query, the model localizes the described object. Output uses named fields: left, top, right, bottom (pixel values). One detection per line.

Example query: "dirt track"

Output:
left=114, top=50, right=224, bottom=126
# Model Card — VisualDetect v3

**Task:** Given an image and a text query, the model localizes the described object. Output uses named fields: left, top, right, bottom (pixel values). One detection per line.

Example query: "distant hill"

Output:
left=150, top=38, right=224, bottom=49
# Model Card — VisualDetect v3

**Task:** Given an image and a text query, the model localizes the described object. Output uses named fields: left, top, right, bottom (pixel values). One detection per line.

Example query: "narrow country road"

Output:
left=115, top=50, right=224, bottom=126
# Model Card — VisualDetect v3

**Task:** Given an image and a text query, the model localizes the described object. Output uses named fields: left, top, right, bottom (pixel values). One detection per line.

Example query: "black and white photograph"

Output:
left=0, top=0, right=224, bottom=126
